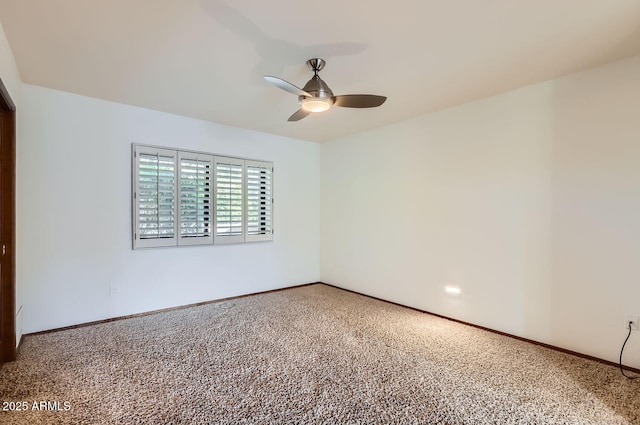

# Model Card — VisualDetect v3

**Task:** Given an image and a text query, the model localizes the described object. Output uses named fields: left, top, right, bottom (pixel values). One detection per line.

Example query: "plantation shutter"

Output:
left=178, top=152, right=213, bottom=245
left=214, top=156, right=245, bottom=244
left=133, top=146, right=177, bottom=248
left=245, top=160, right=273, bottom=242
left=133, top=145, right=274, bottom=249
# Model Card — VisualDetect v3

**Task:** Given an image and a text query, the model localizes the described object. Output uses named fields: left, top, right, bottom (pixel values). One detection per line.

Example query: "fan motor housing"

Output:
left=301, top=75, right=333, bottom=99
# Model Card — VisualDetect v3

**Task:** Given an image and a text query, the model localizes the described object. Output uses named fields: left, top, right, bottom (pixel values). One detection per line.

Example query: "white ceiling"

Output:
left=1, top=0, right=640, bottom=143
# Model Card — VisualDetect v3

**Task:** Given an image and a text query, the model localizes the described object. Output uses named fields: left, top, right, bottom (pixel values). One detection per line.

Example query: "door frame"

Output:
left=0, top=77, right=16, bottom=364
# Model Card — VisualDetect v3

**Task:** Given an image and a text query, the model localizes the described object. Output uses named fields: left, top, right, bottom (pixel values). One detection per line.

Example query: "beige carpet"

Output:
left=1, top=284, right=639, bottom=424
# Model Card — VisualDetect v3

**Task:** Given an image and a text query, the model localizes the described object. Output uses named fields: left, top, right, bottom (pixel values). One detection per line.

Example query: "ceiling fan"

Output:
left=264, top=58, right=387, bottom=122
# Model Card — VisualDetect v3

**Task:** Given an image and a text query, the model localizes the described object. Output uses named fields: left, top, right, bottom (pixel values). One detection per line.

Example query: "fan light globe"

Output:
left=301, top=97, right=333, bottom=113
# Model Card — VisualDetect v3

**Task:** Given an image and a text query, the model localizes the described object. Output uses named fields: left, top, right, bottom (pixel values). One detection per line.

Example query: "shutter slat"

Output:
left=179, top=156, right=213, bottom=239
left=215, top=161, right=244, bottom=239
left=137, top=152, right=176, bottom=242
left=246, top=164, right=272, bottom=236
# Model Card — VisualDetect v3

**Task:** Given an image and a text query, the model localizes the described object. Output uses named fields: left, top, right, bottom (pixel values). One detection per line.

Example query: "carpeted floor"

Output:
left=1, top=284, right=639, bottom=424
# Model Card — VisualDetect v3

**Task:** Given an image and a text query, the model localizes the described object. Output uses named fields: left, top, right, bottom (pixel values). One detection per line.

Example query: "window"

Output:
left=178, top=152, right=213, bottom=246
left=214, top=156, right=245, bottom=244
left=245, top=160, right=272, bottom=242
left=132, top=145, right=273, bottom=249
left=133, top=146, right=177, bottom=248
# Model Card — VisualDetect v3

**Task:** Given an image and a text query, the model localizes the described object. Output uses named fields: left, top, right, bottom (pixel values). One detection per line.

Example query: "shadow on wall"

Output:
left=546, top=57, right=640, bottom=351
left=517, top=54, right=640, bottom=364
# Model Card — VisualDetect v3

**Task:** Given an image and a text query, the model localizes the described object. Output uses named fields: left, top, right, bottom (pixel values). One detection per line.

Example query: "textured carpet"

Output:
left=1, top=284, right=639, bottom=424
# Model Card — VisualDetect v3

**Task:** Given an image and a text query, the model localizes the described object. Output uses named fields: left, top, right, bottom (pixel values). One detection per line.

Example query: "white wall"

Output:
left=321, top=55, right=640, bottom=369
left=0, top=21, right=23, bottom=346
left=20, top=84, right=320, bottom=333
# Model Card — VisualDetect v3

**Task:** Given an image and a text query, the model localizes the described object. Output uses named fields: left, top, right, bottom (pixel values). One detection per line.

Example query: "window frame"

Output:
left=213, top=156, right=245, bottom=245
left=245, top=160, right=274, bottom=243
left=132, top=145, right=178, bottom=249
left=132, top=144, right=273, bottom=249
left=177, top=151, right=214, bottom=246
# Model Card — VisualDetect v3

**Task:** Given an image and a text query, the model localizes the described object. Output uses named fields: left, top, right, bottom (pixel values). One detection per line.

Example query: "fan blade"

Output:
left=333, top=94, right=387, bottom=108
left=288, top=109, right=311, bottom=122
left=264, top=76, right=311, bottom=97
